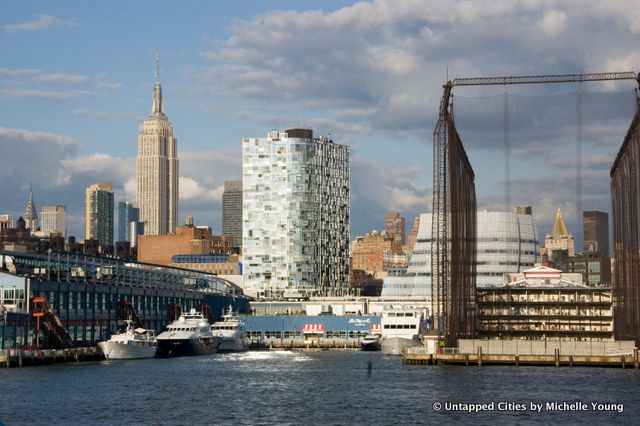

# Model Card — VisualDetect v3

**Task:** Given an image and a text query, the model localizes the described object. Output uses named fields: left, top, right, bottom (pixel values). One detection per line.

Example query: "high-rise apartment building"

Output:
left=24, top=186, right=38, bottom=234
left=136, top=56, right=178, bottom=236
left=222, top=180, right=242, bottom=248
left=40, top=205, right=66, bottom=237
left=243, top=128, right=350, bottom=297
left=85, top=182, right=114, bottom=245
left=118, top=201, right=140, bottom=242
left=385, top=212, right=406, bottom=245
left=583, top=210, right=609, bottom=255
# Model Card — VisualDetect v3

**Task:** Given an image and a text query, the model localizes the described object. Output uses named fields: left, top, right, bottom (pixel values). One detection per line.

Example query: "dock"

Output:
left=251, top=338, right=362, bottom=350
left=0, top=347, right=104, bottom=368
left=403, top=346, right=640, bottom=368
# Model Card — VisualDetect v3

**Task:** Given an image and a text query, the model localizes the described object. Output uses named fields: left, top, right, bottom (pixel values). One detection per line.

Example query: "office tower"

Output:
left=85, top=182, right=114, bottom=245
left=118, top=201, right=140, bottom=242
left=222, top=180, right=242, bottom=248
left=583, top=210, right=609, bottom=255
left=136, top=54, right=178, bottom=235
left=24, top=185, right=38, bottom=233
left=40, top=205, right=66, bottom=237
left=544, top=208, right=575, bottom=261
left=243, top=128, right=350, bottom=297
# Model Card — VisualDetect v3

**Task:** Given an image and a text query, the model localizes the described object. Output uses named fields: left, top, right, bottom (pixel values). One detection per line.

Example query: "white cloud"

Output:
left=5, top=14, right=76, bottom=33
left=36, top=73, right=89, bottom=85
left=0, top=67, right=40, bottom=78
left=72, top=108, right=141, bottom=121
left=0, top=89, right=77, bottom=102
left=538, top=10, right=567, bottom=36
left=202, top=0, right=640, bottom=141
left=96, top=81, right=123, bottom=90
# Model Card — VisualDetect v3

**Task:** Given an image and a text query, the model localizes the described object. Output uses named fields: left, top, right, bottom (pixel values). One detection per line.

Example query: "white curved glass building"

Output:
left=381, top=211, right=538, bottom=297
left=381, top=214, right=431, bottom=298
left=476, top=211, right=538, bottom=287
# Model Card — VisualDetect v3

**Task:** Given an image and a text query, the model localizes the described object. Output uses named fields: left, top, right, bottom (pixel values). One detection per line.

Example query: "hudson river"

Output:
left=1, top=351, right=638, bottom=425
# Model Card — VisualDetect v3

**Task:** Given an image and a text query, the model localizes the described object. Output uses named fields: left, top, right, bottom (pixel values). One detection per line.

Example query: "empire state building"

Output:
left=136, top=56, right=178, bottom=235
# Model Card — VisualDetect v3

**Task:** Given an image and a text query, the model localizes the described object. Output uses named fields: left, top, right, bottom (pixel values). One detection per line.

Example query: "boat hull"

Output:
left=380, top=337, right=421, bottom=356
left=155, top=337, right=219, bottom=358
left=97, top=341, right=156, bottom=360
left=361, top=340, right=381, bottom=351
left=217, top=337, right=249, bottom=353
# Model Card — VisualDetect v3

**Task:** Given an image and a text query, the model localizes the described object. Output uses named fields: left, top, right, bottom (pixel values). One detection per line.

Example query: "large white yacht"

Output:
left=211, top=306, right=249, bottom=352
left=97, top=319, right=157, bottom=360
left=379, top=307, right=429, bottom=356
left=156, top=308, right=220, bottom=357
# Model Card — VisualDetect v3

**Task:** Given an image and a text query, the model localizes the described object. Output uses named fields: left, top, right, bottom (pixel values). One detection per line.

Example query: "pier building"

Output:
left=477, top=266, right=613, bottom=341
left=0, top=251, right=249, bottom=350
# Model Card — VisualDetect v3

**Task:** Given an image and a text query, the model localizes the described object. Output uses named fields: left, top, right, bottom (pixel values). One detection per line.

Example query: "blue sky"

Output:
left=1, top=0, right=639, bottom=247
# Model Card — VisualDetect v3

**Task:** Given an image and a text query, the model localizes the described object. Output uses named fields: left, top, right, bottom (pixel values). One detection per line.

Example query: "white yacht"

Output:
left=156, top=308, right=220, bottom=357
left=97, top=320, right=157, bottom=360
left=379, top=307, right=429, bottom=356
left=211, top=306, right=249, bottom=352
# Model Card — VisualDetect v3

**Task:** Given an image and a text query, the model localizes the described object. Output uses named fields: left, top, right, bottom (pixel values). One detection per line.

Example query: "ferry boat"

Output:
left=97, top=319, right=157, bottom=360
left=379, top=307, right=429, bottom=356
left=156, top=308, right=220, bottom=357
left=211, top=306, right=249, bottom=352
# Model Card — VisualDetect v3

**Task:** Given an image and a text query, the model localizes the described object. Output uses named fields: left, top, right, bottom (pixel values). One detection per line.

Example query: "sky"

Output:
left=0, top=0, right=639, bottom=248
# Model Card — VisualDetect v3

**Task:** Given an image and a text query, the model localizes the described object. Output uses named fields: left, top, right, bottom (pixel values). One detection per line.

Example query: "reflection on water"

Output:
left=0, top=351, right=638, bottom=425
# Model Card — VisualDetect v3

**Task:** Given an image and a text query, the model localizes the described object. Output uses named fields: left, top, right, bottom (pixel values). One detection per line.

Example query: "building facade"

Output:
left=477, top=266, right=613, bottom=341
left=118, top=201, right=139, bottom=243
left=136, top=57, right=178, bottom=236
left=0, top=215, right=14, bottom=231
left=476, top=210, right=538, bottom=287
left=40, top=205, right=66, bottom=237
left=351, top=230, right=403, bottom=275
left=381, top=213, right=432, bottom=298
left=137, top=222, right=234, bottom=266
left=243, top=129, right=350, bottom=298
left=85, top=182, right=114, bottom=246
left=544, top=208, right=575, bottom=261
left=222, top=180, right=242, bottom=248
left=583, top=210, right=608, bottom=255
left=382, top=210, right=538, bottom=296
left=385, top=211, right=406, bottom=245
left=559, top=254, right=612, bottom=286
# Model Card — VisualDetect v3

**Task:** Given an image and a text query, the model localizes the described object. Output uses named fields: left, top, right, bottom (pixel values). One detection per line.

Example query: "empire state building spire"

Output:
left=150, top=51, right=163, bottom=116
left=137, top=52, right=179, bottom=235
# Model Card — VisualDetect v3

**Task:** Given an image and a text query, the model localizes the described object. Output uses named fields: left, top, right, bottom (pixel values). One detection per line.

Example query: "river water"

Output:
left=0, top=350, right=638, bottom=425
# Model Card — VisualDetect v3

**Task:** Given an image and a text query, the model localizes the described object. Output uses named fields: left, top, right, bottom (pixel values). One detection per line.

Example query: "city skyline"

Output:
left=1, top=1, right=639, bottom=244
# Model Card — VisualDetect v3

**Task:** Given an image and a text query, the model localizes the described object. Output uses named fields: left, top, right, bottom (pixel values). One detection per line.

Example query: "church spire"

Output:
left=150, top=50, right=163, bottom=116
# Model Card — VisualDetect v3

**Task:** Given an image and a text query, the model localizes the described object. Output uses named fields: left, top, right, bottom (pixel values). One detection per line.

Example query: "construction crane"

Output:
left=431, top=71, right=640, bottom=344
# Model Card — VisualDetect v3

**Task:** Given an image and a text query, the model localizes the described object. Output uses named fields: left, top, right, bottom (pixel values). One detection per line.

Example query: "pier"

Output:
left=0, top=347, right=103, bottom=368
left=402, top=339, right=640, bottom=368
